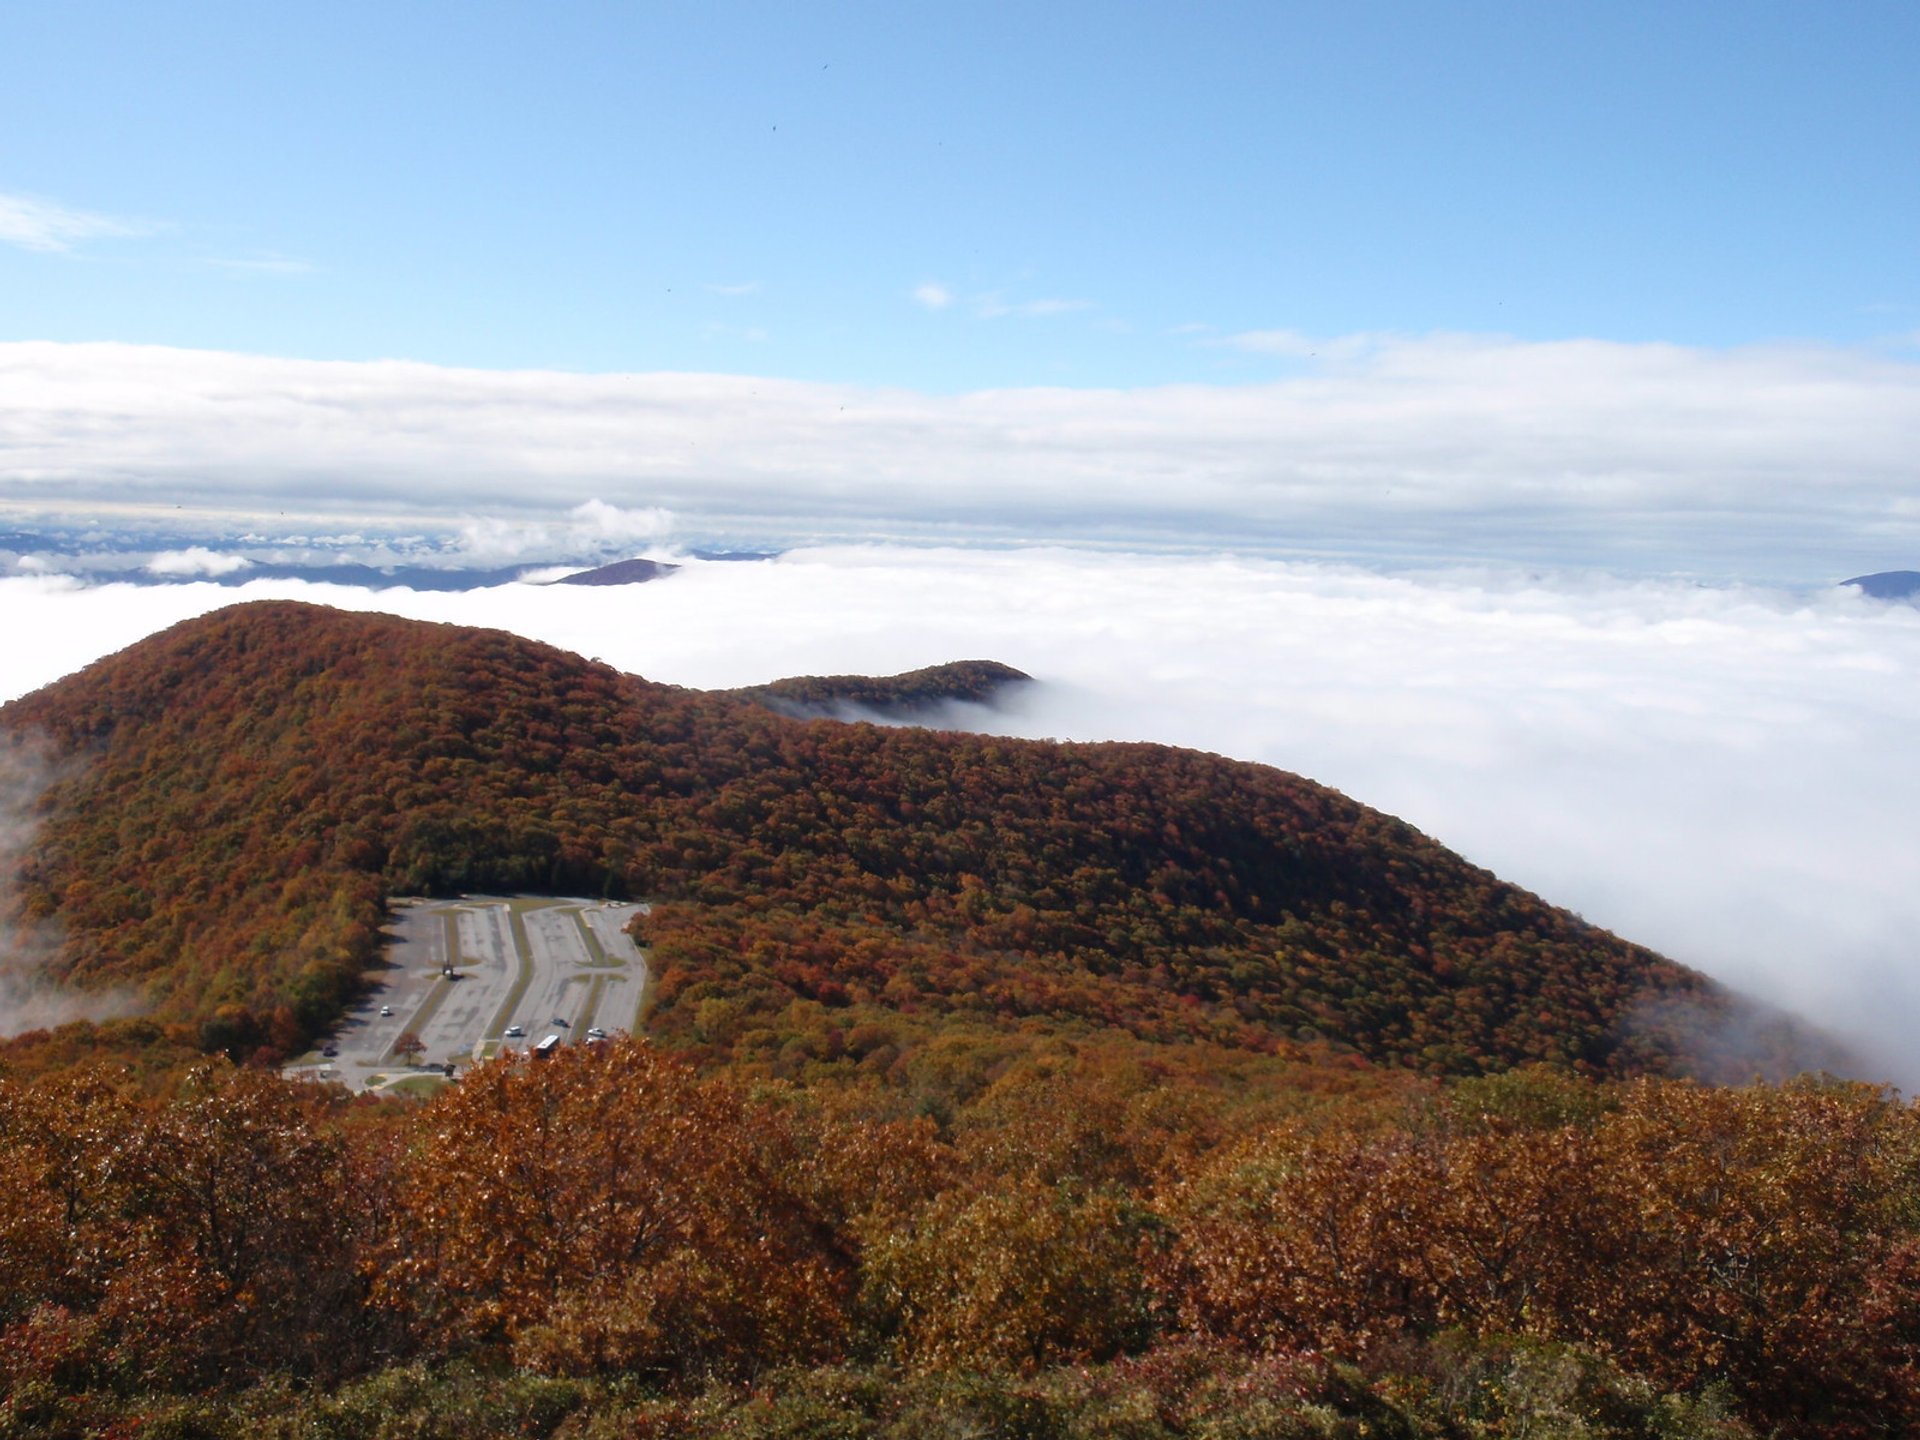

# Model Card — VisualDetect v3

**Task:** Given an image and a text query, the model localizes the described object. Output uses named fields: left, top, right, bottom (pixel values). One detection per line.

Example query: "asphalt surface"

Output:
left=287, top=896, right=651, bottom=1090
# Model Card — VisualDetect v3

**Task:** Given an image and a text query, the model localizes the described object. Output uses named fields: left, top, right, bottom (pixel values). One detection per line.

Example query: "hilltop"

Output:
left=0, top=600, right=1820, bottom=1080
left=734, top=658, right=1033, bottom=719
left=548, top=556, right=682, bottom=586
left=1841, top=569, right=1920, bottom=600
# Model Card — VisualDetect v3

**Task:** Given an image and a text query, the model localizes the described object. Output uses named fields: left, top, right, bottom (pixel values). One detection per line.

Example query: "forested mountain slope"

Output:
left=734, top=658, right=1033, bottom=718
left=0, top=600, right=1802, bottom=1077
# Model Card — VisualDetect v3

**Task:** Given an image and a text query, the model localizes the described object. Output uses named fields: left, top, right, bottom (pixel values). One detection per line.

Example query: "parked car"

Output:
left=380, top=1005, right=393, bottom=1017
left=322, top=1046, right=338, bottom=1058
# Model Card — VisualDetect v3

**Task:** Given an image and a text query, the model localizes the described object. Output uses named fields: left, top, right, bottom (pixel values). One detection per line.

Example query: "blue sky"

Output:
left=4, top=1, right=1917, bottom=390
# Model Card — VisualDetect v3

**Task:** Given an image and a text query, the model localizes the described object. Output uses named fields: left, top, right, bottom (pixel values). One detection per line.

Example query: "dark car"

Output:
left=322, top=1045, right=339, bottom=1058
left=553, top=1017, right=570, bottom=1028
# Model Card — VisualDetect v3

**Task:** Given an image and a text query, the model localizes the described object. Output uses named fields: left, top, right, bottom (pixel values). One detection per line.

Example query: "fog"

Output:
left=0, top=735, right=136, bottom=1035
left=3, top=549, right=1918, bottom=1080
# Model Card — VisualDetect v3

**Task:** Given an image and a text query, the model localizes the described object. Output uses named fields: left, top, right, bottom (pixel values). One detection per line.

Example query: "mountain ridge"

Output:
left=0, top=600, right=1837, bottom=1080
left=1841, top=569, right=1920, bottom=600
left=733, top=659, right=1034, bottom=720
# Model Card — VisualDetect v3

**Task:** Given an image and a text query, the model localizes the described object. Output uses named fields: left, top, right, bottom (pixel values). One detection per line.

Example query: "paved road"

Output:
left=287, top=896, right=651, bottom=1089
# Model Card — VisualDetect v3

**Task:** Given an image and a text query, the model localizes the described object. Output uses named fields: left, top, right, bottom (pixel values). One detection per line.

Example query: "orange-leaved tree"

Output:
left=0, top=1062, right=377, bottom=1391
left=1157, top=1075, right=1920, bottom=1439
left=860, top=1172, right=1155, bottom=1371
left=381, top=1037, right=850, bottom=1379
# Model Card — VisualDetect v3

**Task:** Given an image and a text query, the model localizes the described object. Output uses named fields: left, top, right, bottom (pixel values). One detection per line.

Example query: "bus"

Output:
left=532, top=1034, right=561, bottom=1058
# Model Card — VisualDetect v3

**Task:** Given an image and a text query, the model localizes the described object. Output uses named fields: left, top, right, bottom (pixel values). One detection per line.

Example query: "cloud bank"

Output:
left=449, top=500, right=675, bottom=566
left=5, top=337, right=1920, bottom=577
left=147, top=547, right=253, bottom=577
left=4, top=548, right=1919, bottom=1081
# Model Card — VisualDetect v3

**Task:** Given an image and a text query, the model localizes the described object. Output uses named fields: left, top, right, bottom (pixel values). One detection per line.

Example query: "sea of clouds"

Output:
left=5, top=547, right=1918, bottom=1083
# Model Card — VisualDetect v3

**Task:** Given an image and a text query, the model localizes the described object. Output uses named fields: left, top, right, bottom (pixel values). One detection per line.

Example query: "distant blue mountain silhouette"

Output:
left=549, top=557, right=681, bottom=586
left=1841, top=570, right=1920, bottom=600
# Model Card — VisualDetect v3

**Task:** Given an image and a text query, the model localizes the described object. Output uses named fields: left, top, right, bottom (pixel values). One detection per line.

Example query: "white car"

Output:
left=504, top=1024, right=525, bottom=1038
left=380, top=1005, right=393, bottom=1017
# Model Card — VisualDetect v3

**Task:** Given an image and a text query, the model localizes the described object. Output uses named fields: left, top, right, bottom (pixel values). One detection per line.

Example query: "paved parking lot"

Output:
left=288, top=896, right=650, bottom=1091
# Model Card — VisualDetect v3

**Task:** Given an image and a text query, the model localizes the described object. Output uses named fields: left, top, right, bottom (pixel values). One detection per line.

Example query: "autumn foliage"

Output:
left=1165, top=1071, right=1920, bottom=1431
left=0, top=1039, right=1915, bottom=1438
left=0, top=1061, right=387, bottom=1393
left=381, top=1040, right=847, bottom=1380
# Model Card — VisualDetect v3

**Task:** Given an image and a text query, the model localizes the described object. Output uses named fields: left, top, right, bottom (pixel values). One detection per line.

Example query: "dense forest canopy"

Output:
left=734, top=658, right=1034, bottom=719
left=2, top=1044, right=1916, bottom=1437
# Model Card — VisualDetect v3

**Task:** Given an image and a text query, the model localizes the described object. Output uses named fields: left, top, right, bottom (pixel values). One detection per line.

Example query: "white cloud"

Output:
left=1217, top=328, right=1390, bottom=362
left=146, top=547, right=252, bottom=577
left=973, top=293, right=1093, bottom=319
left=450, top=499, right=674, bottom=564
left=4, top=336, right=1920, bottom=578
left=1220, top=327, right=1318, bottom=356
left=204, top=253, right=316, bottom=276
left=0, top=191, right=155, bottom=253
left=5, top=549, right=1920, bottom=1082
left=912, top=282, right=953, bottom=310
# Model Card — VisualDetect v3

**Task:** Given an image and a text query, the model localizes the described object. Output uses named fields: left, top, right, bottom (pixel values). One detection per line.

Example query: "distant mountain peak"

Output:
left=548, top=557, right=682, bottom=587
left=734, top=660, right=1033, bottom=720
left=1840, top=570, right=1920, bottom=600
